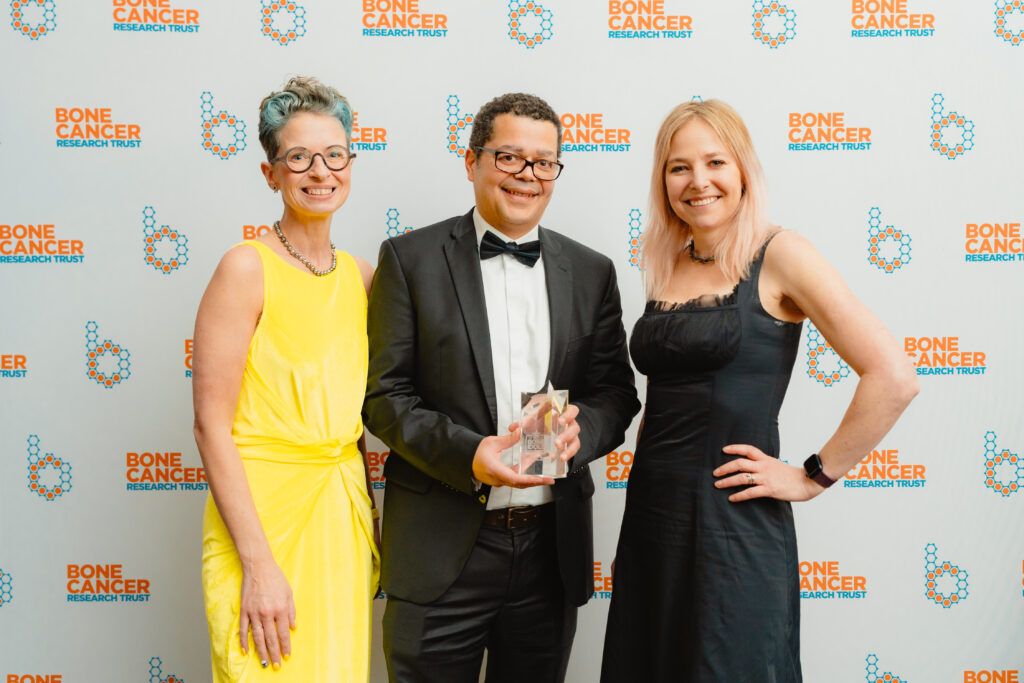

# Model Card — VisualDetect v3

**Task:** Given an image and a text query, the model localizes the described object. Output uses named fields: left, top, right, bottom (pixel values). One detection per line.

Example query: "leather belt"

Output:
left=481, top=504, right=552, bottom=530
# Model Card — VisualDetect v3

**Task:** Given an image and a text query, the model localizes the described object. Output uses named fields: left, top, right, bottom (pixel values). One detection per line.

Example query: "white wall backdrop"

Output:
left=1, top=1, right=1022, bottom=681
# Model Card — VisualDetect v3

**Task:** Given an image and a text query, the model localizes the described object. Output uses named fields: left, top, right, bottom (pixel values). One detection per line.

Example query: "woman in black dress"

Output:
left=600, top=100, right=918, bottom=682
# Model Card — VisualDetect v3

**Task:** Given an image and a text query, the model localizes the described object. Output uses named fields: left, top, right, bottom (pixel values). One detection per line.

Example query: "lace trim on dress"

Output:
left=648, top=282, right=740, bottom=313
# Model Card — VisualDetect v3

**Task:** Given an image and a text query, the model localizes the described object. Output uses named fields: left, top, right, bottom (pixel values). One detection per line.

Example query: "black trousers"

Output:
left=383, top=514, right=577, bottom=683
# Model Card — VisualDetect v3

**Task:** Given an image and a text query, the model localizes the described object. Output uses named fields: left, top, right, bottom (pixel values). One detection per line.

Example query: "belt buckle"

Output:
left=506, top=505, right=532, bottom=530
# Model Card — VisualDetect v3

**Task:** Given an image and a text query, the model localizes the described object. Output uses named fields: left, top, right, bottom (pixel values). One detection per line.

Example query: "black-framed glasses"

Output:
left=270, top=146, right=356, bottom=173
left=475, top=147, right=564, bottom=180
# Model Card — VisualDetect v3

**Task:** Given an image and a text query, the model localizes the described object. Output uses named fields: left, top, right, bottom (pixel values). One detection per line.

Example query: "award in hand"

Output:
left=514, top=381, right=569, bottom=478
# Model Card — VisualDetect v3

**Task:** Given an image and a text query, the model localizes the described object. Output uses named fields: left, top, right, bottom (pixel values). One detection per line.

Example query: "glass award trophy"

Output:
left=514, top=381, right=569, bottom=478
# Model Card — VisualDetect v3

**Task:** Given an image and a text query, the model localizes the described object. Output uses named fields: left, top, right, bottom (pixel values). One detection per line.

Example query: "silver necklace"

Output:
left=274, top=221, right=336, bottom=276
left=685, top=239, right=715, bottom=264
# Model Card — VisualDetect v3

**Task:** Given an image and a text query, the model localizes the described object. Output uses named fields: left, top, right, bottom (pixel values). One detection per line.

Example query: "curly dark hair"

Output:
left=468, top=92, right=562, bottom=159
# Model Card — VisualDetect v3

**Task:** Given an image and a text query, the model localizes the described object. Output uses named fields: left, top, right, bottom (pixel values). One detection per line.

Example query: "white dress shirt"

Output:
left=473, top=208, right=554, bottom=509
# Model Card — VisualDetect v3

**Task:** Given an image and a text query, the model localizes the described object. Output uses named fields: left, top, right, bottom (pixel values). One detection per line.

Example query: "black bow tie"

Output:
left=479, top=230, right=541, bottom=267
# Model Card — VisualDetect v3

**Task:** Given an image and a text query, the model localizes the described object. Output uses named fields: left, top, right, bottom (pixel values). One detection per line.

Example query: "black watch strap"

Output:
left=803, top=453, right=836, bottom=488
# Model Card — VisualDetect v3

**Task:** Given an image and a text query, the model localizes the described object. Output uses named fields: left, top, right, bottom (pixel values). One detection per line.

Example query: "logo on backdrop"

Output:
left=964, top=671, right=1021, bottom=683
left=850, top=0, right=934, bottom=37
left=243, top=223, right=273, bottom=239
left=260, top=0, right=305, bottom=45
left=367, top=450, right=388, bottom=489
left=1, top=354, right=26, bottom=378
left=964, top=221, right=1024, bottom=263
left=0, top=222, right=84, bottom=264
left=112, top=0, right=199, bottom=33
left=605, top=450, right=632, bottom=489
left=385, top=210, right=413, bottom=239
left=752, top=1, right=796, bottom=48
left=10, top=0, right=55, bottom=39
left=592, top=560, right=613, bottom=599
left=444, top=95, right=474, bottom=158
left=561, top=112, right=631, bottom=152
left=55, top=107, right=141, bottom=149
left=184, top=339, right=192, bottom=378
left=126, top=451, right=207, bottom=492
left=805, top=323, right=851, bottom=387
left=507, top=0, right=552, bottom=48
left=626, top=209, right=643, bottom=269
left=924, top=542, right=968, bottom=608
left=351, top=111, right=388, bottom=152
left=867, top=208, right=911, bottom=273
left=994, top=1, right=1023, bottom=44
left=0, top=568, right=11, bottom=607
left=200, top=92, right=247, bottom=160
left=149, top=657, right=184, bottom=683
left=930, top=93, right=974, bottom=160
left=865, top=654, right=905, bottom=683
left=27, top=435, right=72, bottom=501
left=844, top=447, right=926, bottom=489
left=142, top=207, right=189, bottom=274
left=788, top=111, right=871, bottom=151
left=362, top=0, right=448, bottom=38
left=905, top=335, right=986, bottom=377
left=66, top=563, right=150, bottom=603
left=983, top=431, right=1022, bottom=498
left=85, top=321, right=132, bottom=388
left=607, top=0, right=692, bottom=39
left=799, top=560, right=867, bottom=599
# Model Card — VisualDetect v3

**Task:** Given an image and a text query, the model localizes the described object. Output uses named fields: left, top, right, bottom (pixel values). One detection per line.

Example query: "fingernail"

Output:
left=283, top=654, right=290, bottom=662
left=273, top=662, right=281, bottom=671
left=260, top=660, right=269, bottom=669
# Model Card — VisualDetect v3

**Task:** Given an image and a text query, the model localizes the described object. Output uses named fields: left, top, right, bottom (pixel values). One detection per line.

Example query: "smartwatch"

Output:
left=803, top=453, right=836, bottom=488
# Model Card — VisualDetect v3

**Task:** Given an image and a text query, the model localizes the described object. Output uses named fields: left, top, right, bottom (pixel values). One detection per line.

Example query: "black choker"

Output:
left=685, top=240, right=715, bottom=264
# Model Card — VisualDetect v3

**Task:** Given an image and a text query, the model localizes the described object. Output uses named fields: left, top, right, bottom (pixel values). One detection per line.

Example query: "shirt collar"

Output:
left=473, top=207, right=540, bottom=246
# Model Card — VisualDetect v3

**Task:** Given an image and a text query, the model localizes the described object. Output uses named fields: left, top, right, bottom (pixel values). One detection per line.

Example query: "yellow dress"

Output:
left=202, top=240, right=379, bottom=682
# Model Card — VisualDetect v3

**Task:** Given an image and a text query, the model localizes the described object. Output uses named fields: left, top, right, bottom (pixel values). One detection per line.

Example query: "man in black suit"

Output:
left=364, top=92, right=640, bottom=682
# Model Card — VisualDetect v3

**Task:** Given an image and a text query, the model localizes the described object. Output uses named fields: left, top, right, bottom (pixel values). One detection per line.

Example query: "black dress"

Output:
left=601, top=235, right=804, bottom=682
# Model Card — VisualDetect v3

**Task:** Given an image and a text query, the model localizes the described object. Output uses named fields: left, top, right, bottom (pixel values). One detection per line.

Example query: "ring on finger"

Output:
left=746, top=472, right=755, bottom=486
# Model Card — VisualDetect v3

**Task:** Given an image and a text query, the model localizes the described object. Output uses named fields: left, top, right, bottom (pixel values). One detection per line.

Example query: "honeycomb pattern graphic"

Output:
left=149, top=657, right=184, bottom=683
left=867, top=207, right=912, bottom=273
left=445, top=95, right=474, bottom=157
left=27, top=434, right=71, bottom=501
left=507, top=0, right=552, bottom=49
left=983, top=431, right=1022, bottom=497
left=864, top=654, right=904, bottom=683
left=924, top=543, right=969, bottom=608
left=930, top=94, right=974, bottom=160
left=201, top=91, right=247, bottom=160
left=143, top=206, right=189, bottom=274
left=0, top=568, right=11, bottom=607
left=85, top=321, right=132, bottom=388
left=261, top=0, right=306, bottom=46
left=805, top=322, right=850, bottom=387
left=626, top=209, right=643, bottom=269
left=385, top=209, right=413, bottom=239
left=752, top=1, right=795, bottom=48
left=994, top=1, right=1024, bottom=45
left=10, top=0, right=55, bottom=40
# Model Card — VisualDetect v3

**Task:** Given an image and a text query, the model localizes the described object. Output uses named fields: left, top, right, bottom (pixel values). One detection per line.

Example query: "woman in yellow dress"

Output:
left=192, top=76, right=379, bottom=682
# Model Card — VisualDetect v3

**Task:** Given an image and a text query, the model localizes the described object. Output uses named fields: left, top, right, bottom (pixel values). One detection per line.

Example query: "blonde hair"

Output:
left=642, top=100, right=772, bottom=299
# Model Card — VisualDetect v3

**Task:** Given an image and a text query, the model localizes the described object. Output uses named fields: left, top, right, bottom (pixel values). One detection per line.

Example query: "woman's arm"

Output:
left=193, top=245, right=295, bottom=669
left=715, top=231, right=919, bottom=502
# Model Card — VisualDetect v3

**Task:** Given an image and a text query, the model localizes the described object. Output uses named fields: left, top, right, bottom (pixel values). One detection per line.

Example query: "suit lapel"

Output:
left=444, top=210, right=498, bottom=432
left=540, top=228, right=573, bottom=385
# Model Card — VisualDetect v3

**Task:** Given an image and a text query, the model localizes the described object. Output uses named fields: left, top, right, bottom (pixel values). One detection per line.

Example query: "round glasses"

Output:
left=475, top=147, right=564, bottom=180
left=271, top=146, right=356, bottom=173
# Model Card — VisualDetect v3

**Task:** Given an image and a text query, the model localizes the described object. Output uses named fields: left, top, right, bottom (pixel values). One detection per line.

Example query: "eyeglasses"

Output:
left=475, top=147, right=564, bottom=180
left=270, top=146, right=356, bottom=173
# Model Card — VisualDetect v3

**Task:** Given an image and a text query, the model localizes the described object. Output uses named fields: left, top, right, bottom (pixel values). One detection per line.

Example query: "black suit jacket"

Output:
left=364, top=209, right=639, bottom=606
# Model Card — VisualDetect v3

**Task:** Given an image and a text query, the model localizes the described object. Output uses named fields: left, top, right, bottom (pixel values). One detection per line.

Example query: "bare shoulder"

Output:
left=202, top=244, right=264, bottom=312
left=351, top=254, right=374, bottom=295
left=764, top=229, right=820, bottom=267
left=217, top=243, right=263, bottom=280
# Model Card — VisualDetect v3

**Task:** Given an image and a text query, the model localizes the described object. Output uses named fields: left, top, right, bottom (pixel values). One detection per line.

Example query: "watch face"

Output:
left=804, top=454, right=823, bottom=477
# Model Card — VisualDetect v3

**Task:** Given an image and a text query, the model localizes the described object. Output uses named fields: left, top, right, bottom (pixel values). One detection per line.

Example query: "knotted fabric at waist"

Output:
left=234, top=435, right=362, bottom=465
